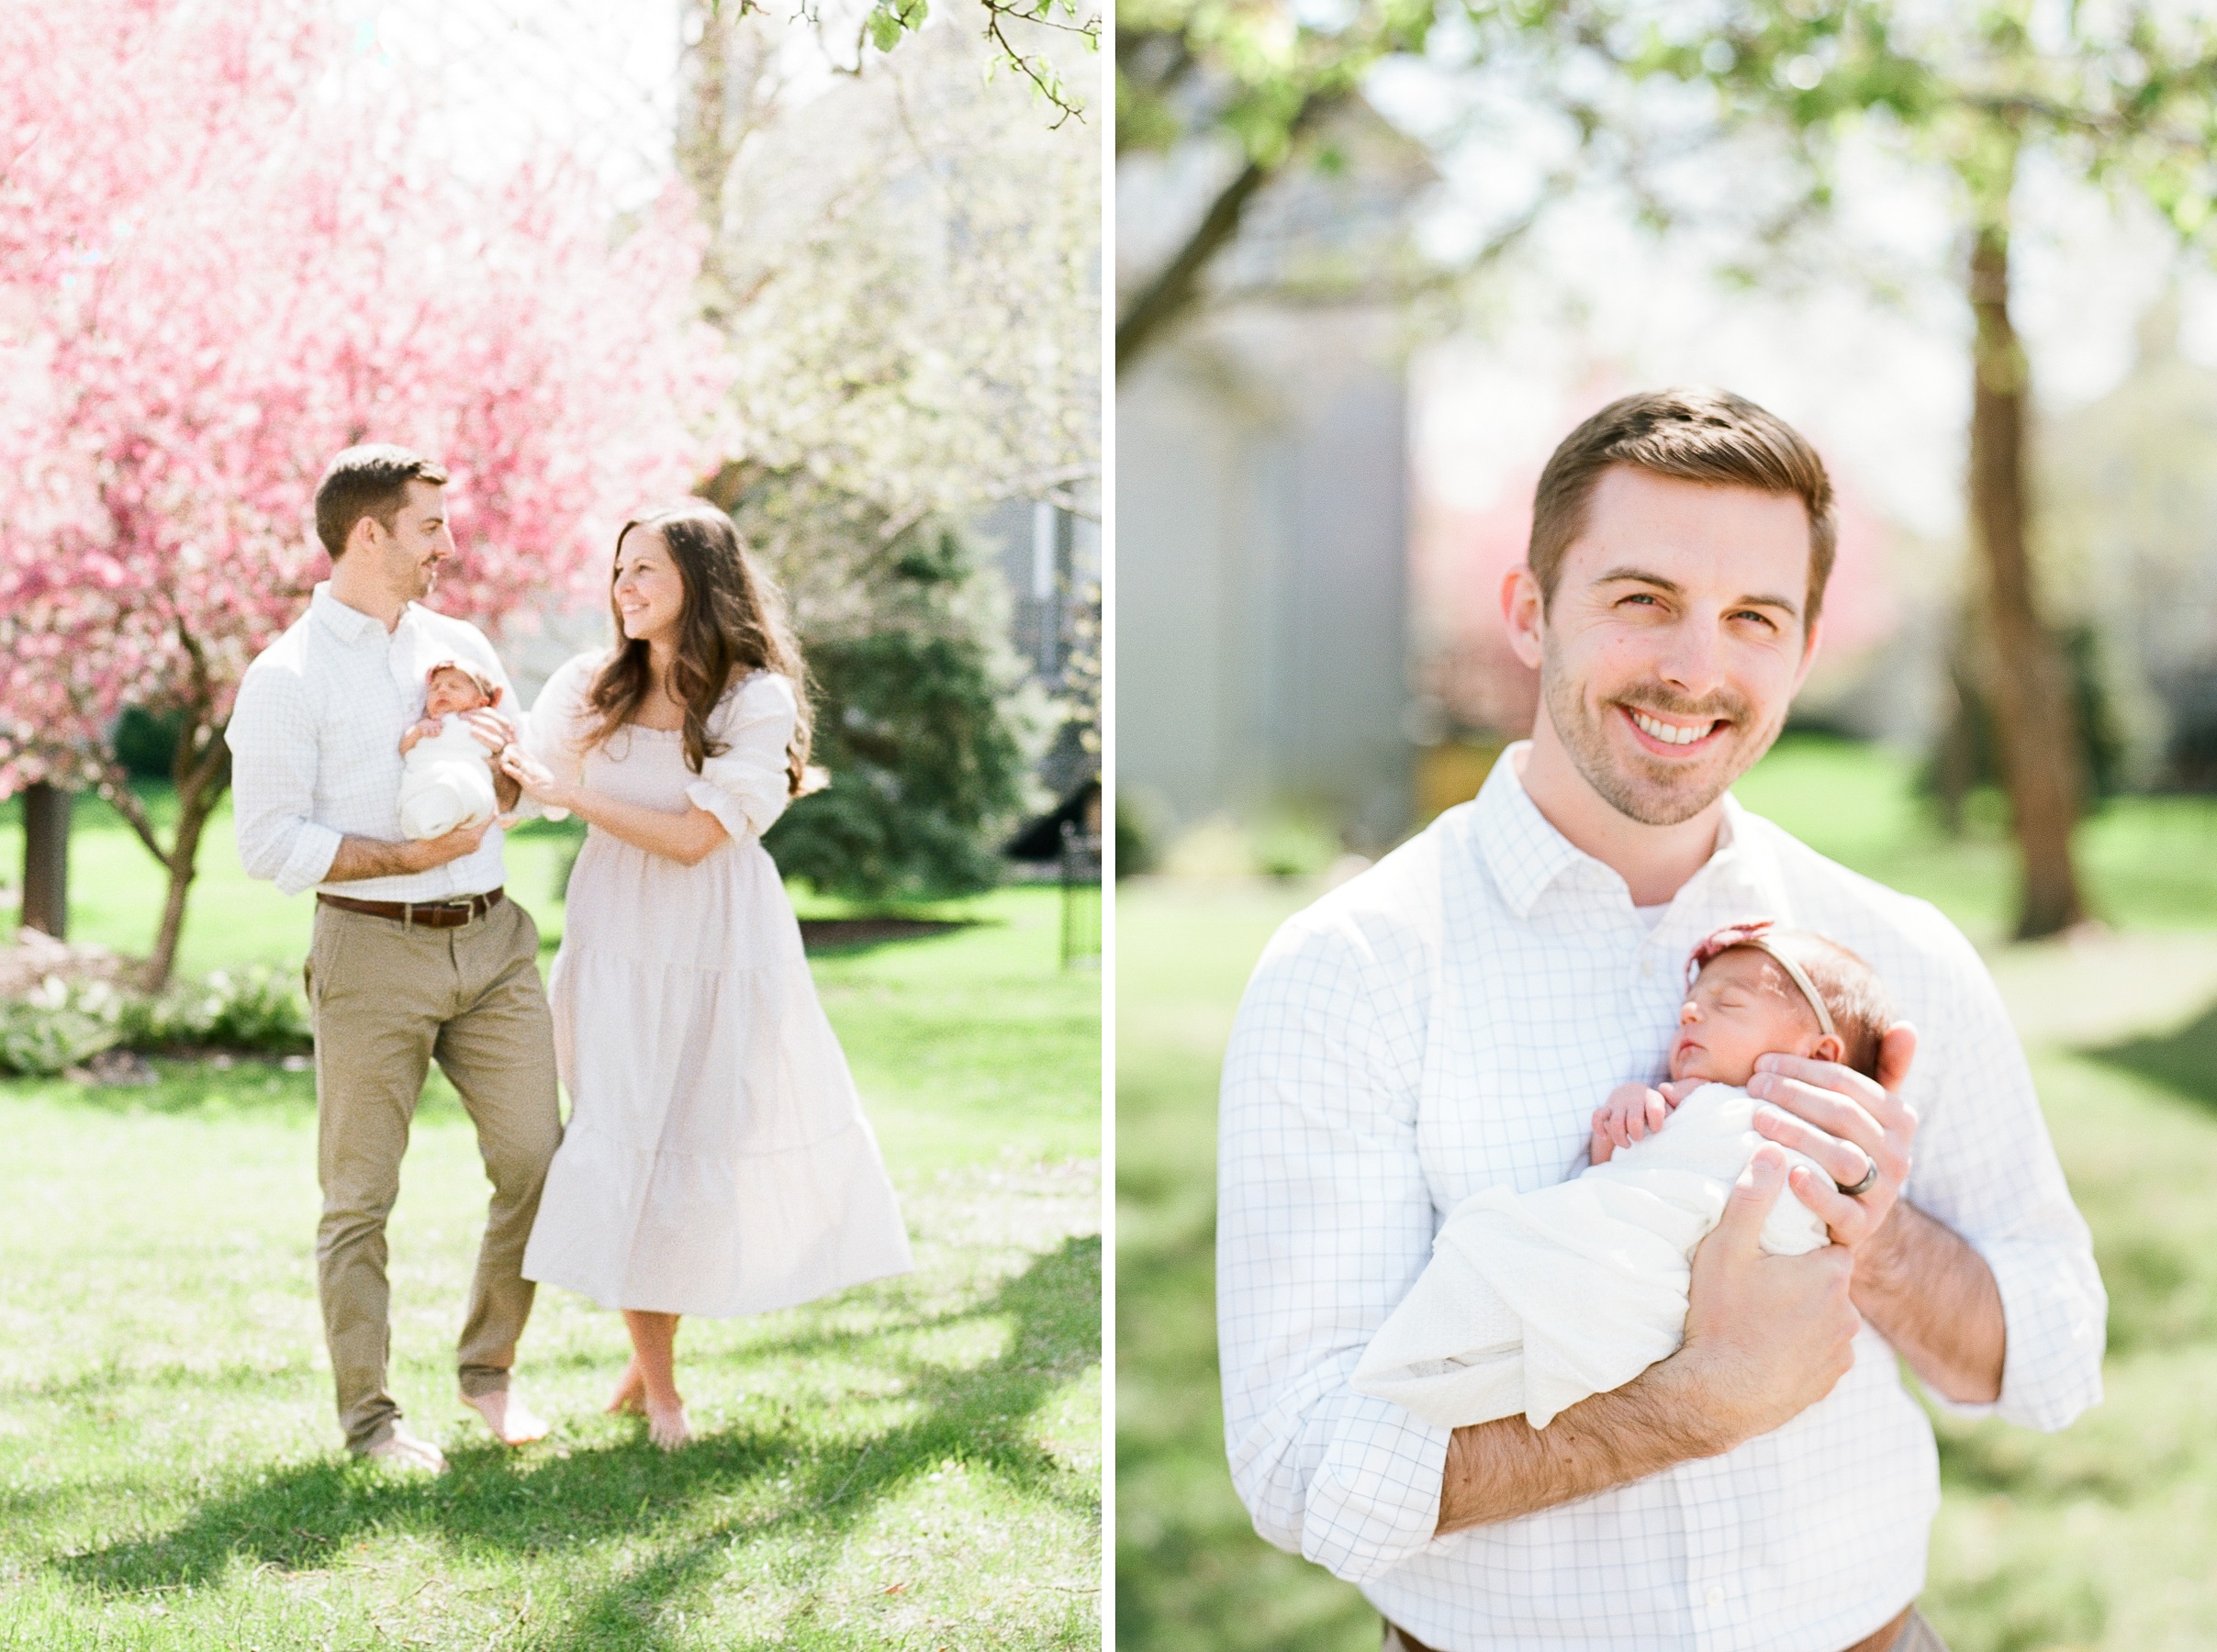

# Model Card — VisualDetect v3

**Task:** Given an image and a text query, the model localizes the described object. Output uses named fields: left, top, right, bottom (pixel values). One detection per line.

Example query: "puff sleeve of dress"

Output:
left=521, top=652, right=609, bottom=820
left=682, top=671, right=799, bottom=842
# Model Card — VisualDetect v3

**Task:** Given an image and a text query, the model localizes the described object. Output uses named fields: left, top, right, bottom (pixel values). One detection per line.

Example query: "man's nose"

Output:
left=1654, top=617, right=1727, bottom=698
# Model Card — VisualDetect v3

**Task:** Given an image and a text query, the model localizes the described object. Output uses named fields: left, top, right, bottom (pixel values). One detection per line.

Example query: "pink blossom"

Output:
left=0, top=0, right=726, bottom=789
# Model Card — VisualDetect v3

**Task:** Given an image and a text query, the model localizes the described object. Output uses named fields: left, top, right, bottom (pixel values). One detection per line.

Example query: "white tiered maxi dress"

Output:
left=519, top=653, right=913, bottom=1316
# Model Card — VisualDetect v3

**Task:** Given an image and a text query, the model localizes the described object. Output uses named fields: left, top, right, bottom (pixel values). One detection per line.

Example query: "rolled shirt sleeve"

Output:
left=682, top=672, right=799, bottom=843
left=1217, top=913, right=1456, bottom=1583
left=227, top=663, right=342, bottom=896
left=1899, top=942, right=2107, bottom=1431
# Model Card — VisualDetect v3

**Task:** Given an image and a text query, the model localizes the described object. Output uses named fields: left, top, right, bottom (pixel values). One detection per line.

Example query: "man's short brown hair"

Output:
left=1528, top=388, right=1838, bottom=628
left=315, top=444, right=449, bottom=560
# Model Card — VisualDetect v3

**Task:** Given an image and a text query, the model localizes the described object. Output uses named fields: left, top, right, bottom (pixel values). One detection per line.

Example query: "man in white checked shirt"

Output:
left=1217, top=390, right=2105, bottom=1652
left=229, top=445, right=562, bottom=1473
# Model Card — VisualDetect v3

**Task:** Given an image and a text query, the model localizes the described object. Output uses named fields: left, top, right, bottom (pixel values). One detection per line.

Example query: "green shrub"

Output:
left=0, top=977, right=127, bottom=1077
left=726, top=480, right=1037, bottom=904
left=145, top=966, right=311, bottom=1053
left=767, top=631, right=1028, bottom=899
left=1115, top=789, right=1161, bottom=879
left=1251, top=813, right=1339, bottom=881
left=0, top=966, right=310, bottom=1077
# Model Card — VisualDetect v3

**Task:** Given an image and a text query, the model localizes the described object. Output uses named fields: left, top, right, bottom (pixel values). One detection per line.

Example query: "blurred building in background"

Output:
left=978, top=494, right=1104, bottom=800
left=1117, top=100, right=1431, bottom=854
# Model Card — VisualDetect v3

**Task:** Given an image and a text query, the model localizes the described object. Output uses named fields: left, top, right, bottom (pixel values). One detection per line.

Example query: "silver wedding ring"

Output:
left=1835, top=1155, right=1879, bottom=1199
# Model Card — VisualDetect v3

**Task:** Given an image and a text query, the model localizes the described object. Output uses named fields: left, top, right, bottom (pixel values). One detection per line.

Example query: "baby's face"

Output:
left=1667, top=946, right=1828, bottom=1086
left=424, top=667, right=491, bottom=720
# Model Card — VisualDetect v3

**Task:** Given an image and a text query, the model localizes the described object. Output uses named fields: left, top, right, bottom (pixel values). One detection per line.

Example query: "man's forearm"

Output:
left=322, top=835, right=427, bottom=883
left=1437, top=1356, right=1727, bottom=1534
left=1852, top=1200, right=2005, bottom=1404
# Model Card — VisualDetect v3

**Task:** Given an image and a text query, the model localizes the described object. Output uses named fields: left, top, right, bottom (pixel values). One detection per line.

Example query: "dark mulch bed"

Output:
left=798, top=917, right=972, bottom=952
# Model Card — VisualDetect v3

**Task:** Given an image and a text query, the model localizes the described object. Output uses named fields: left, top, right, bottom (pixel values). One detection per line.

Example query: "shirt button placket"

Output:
left=1676, top=1460, right=1741, bottom=1649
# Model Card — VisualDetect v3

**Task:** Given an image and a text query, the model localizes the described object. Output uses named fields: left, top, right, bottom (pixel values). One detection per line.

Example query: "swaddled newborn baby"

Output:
left=1350, top=920, right=1893, bottom=1430
left=396, top=661, right=503, bottom=840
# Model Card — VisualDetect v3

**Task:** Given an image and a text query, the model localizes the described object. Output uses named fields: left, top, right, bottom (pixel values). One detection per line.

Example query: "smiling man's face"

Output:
left=362, top=478, right=454, bottom=606
left=1530, top=464, right=1820, bottom=827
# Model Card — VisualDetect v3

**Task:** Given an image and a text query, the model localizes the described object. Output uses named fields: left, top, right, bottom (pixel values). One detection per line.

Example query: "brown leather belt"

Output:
left=317, top=887, right=504, bottom=929
left=1383, top=1605, right=1912, bottom=1652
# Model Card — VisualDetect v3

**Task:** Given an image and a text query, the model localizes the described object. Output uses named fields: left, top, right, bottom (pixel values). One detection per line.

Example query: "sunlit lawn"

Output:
left=1116, top=735, right=2217, bottom=1652
left=0, top=791, right=1102, bottom=1649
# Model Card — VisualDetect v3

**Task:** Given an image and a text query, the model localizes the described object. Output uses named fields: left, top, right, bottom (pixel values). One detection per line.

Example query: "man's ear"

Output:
left=1500, top=564, right=1546, bottom=670
left=343, top=511, right=384, bottom=561
left=1790, top=610, right=1825, bottom=694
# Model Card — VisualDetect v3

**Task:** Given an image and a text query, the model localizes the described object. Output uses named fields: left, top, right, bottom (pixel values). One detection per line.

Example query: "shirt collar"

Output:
left=310, top=581, right=415, bottom=645
left=1470, top=742, right=1775, bottom=920
left=1470, top=743, right=1587, bottom=916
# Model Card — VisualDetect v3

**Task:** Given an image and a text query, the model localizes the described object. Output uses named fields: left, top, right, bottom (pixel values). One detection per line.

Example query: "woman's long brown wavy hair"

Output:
left=584, top=503, right=812, bottom=795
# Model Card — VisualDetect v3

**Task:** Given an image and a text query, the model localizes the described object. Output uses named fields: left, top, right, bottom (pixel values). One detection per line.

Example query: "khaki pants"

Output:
left=304, top=897, right=561, bottom=1453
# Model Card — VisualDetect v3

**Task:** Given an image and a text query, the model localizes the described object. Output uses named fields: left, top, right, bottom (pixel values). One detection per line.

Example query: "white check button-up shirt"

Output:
left=228, top=583, right=517, bottom=902
left=1217, top=744, right=2105, bottom=1652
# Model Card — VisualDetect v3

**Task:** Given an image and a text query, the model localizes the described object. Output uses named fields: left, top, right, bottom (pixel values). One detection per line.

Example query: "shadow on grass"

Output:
left=799, top=917, right=985, bottom=958
left=58, top=1234, right=1100, bottom=1638
left=2082, top=998, right=2217, bottom=1112
left=57, top=1059, right=318, bottom=1116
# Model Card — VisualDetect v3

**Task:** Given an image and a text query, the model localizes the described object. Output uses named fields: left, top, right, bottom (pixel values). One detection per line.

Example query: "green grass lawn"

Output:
left=0, top=793, right=1102, bottom=1649
left=1116, top=734, right=2217, bottom=1652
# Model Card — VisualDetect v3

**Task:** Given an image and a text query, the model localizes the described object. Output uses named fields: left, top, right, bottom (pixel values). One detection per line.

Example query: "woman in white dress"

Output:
left=502, top=502, right=913, bottom=1448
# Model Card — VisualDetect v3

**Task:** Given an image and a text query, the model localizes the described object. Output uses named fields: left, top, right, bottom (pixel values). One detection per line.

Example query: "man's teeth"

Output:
left=1630, top=710, right=1714, bottom=746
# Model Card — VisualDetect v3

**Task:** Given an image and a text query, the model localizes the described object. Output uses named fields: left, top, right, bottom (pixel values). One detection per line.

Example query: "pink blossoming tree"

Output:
left=0, top=0, right=722, bottom=988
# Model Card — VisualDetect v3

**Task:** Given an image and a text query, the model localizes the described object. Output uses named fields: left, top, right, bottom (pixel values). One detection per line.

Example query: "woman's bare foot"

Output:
left=460, top=1387, right=551, bottom=1446
left=605, top=1358, right=647, bottom=1416
left=644, top=1398, right=691, bottom=1451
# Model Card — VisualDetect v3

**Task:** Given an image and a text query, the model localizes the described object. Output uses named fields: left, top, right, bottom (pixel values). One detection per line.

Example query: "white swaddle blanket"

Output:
left=397, top=716, right=498, bottom=840
left=1350, top=1082, right=1831, bottom=1429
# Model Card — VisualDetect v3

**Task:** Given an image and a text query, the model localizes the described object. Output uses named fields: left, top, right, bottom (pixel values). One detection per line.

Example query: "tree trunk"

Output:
left=1966, top=216, right=2087, bottom=939
left=141, top=721, right=231, bottom=992
left=19, top=781, right=70, bottom=939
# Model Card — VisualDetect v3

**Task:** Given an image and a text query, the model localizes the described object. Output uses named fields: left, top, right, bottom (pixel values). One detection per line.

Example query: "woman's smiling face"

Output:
left=612, top=525, right=688, bottom=648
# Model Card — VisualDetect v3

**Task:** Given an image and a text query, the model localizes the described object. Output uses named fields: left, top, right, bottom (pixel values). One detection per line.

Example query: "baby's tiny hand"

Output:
left=1590, top=1080, right=1671, bottom=1166
left=1657, top=1079, right=1701, bottom=1107
left=398, top=717, right=440, bottom=754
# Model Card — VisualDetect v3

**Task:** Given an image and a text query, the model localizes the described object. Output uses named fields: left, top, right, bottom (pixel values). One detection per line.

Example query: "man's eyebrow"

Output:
left=1594, top=565, right=1801, bottom=620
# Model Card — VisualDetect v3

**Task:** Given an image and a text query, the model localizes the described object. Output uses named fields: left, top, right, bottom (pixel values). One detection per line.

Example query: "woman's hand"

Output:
left=499, top=745, right=577, bottom=813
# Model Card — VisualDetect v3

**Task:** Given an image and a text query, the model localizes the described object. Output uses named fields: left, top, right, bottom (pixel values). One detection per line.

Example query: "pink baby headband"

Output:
left=1686, top=919, right=1836, bottom=1039
left=423, top=658, right=500, bottom=700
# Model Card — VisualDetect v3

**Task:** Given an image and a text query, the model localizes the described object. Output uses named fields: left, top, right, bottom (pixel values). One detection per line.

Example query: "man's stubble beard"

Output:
left=1538, top=627, right=1783, bottom=828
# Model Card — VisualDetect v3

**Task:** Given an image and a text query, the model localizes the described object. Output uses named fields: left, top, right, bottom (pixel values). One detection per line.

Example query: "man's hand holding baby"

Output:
left=1747, top=1024, right=2004, bottom=1403
left=1747, top=1021, right=1919, bottom=1249
left=1674, top=1144, right=1863, bottom=1453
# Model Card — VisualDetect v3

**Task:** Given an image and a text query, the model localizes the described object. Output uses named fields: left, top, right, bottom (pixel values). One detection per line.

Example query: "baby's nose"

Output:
left=1678, top=999, right=1700, bottom=1024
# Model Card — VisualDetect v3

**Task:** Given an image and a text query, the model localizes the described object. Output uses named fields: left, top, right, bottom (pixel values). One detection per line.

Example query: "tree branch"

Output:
left=1116, top=88, right=1348, bottom=372
left=92, top=756, right=168, bottom=865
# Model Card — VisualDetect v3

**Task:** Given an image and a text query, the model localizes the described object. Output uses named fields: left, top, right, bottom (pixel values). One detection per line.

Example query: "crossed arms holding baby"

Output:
left=1215, top=768, right=2105, bottom=1638
left=1420, top=922, right=2010, bottom=1534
